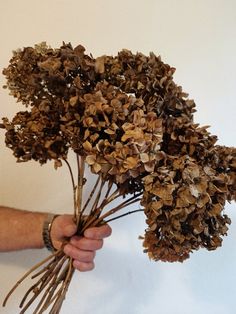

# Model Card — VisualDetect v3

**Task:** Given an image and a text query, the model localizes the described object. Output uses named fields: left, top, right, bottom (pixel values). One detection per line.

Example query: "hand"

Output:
left=50, top=215, right=112, bottom=271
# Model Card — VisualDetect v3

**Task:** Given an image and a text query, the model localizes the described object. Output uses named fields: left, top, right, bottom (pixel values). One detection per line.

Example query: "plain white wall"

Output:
left=0, top=1, right=236, bottom=313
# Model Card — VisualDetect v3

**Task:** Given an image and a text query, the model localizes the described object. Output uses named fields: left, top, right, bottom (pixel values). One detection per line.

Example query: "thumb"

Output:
left=51, top=215, right=77, bottom=246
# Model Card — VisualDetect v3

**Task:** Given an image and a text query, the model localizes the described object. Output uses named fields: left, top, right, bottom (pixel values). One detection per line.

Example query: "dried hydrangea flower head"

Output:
left=141, top=155, right=233, bottom=262
left=1, top=42, right=235, bottom=265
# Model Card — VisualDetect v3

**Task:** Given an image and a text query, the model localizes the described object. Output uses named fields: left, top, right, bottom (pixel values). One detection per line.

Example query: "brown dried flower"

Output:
left=1, top=42, right=235, bottom=265
left=141, top=155, right=232, bottom=262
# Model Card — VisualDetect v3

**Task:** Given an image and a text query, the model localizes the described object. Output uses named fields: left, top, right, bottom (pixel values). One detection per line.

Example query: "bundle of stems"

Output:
left=3, top=155, right=142, bottom=314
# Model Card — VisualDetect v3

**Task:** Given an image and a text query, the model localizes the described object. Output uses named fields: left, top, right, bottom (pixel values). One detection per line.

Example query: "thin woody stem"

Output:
left=20, top=255, right=68, bottom=313
left=41, top=258, right=74, bottom=313
left=80, top=175, right=101, bottom=215
left=91, top=186, right=120, bottom=219
left=63, top=159, right=76, bottom=191
left=104, top=180, right=113, bottom=199
left=31, top=254, right=64, bottom=280
left=34, top=256, right=69, bottom=312
left=79, top=181, right=119, bottom=233
left=3, top=161, right=144, bottom=314
left=89, top=179, right=106, bottom=215
left=95, top=195, right=142, bottom=226
left=98, top=182, right=119, bottom=211
left=105, top=209, right=144, bottom=223
left=75, top=155, right=85, bottom=224
left=2, top=250, right=62, bottom=307
left=47, top=259, right=74, bottom=314
left=81, top=192, right=142, bottom=232
left=63, top=159, right=77, bottom=218
left=81, top=187, right=121, bottom=232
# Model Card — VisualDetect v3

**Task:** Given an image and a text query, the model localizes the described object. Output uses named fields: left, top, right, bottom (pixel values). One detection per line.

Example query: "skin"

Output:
left=0, top=206, right=112, bottom=271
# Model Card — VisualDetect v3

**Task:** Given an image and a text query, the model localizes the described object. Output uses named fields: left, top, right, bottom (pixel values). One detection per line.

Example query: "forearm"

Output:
left=0, top=206, right=112, bottom=271
left=0, top=206, right=47, bottom=251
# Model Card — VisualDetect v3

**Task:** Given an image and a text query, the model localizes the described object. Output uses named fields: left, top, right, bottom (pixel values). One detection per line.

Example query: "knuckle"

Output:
left=83, top=250, right=95, bottom=261
left=96, top=239, right=103, bottom=250
left=84, top=262, right=95, bottom=271
left=73, top=261, right=95, bottom=272
left=63, top=243, right=74, bottom=257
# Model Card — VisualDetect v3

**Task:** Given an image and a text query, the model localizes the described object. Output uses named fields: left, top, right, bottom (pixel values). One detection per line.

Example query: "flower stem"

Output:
left=105, top=209, right=144, bottom=223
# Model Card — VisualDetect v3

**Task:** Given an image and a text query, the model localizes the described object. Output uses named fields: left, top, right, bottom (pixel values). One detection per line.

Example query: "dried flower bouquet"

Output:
left=1, top=42, right=235, bottom=313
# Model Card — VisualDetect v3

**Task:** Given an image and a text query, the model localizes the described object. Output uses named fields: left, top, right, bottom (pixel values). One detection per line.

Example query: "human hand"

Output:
left=50, top=215, right=112, bottom=271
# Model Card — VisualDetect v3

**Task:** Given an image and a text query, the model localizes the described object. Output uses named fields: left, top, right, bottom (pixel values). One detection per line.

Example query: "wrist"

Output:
left=42, top=214, right=59, bottom=252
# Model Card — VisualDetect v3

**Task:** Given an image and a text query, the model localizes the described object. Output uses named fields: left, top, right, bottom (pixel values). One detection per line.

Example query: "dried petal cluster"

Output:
left=141, top=155, right=232, bottom=262
left=1, top=42, right=235, bottom=262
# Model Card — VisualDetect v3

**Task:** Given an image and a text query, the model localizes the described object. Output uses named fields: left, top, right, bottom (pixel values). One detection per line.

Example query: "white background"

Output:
left=0, top=1, right=236, bottom=314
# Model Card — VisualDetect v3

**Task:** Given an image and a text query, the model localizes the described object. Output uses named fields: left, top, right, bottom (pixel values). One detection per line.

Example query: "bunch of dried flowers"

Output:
left=1, top=42, right=235, bottom=313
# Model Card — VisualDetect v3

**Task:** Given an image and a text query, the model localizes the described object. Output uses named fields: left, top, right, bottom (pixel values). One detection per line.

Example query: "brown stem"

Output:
left=105, top=209, right=144, bottom=223
left=91, top=186, right=120, bottom=219
left=19, top=255, right=68, bottom=312
left=94, top=196, right=142, bottom=227
left=2, top=250, right=62, bottom=307
left=63, top=159, right=76, bottom=191
left=81, top=187, right=121, bottom=232
left=81, top=175, right=101, bottom=215
left=75, top=155, right=85, bottom=224
left=64, top=159, right=77, bottom=219
left=81, top=192, right=142, bottom=233
left=89, top=178, right=106, bottom=215
left=30, top=256, right=69, bottom=314
left=31, top=255, right=62, bottom=280
left=3, top=160, right=144, bottom=313
left=104, top=180, right=113, bottom=199
left=48, top=259, right=74, bottom=314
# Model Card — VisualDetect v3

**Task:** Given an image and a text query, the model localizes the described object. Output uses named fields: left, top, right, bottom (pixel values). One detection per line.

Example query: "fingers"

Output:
left=64, top=238, right=102, bottom=271
left=84, top=224, right=112, bottom=239
left=73, top=260, right=95, bottom=272
left=64, top=244, right=95, bottom=262
left=64, top=241, right=97, bottom=271
left=63, top=224, right=112, bottom=272
left=70, top=236, right=103, bottom=250
left=51, top=215, right=112, bottom=272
